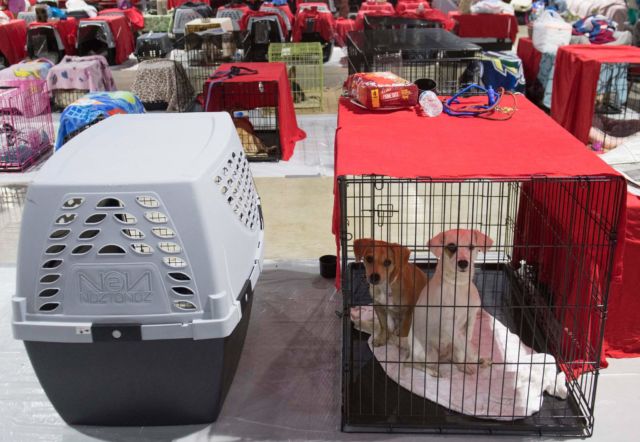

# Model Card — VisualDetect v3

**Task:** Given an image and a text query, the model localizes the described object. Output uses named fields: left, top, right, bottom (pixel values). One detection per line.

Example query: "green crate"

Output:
left=268, top=43, right=324, bottom=111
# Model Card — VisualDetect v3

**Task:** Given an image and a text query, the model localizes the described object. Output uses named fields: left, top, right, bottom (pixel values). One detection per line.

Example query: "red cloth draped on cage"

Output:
left=516, top=37, right=542, bottom=87
left=239, top=9, right=289, bottom=39
left=448, top=11, right=518, bottom=42
left=99, top=8, right=145, bottom=32
left=29, top=18, right=78, bottom=55
left=292, top=6, right=335, bottom=42
left=354, top=2, right=395, bottom=30
left=397, top=7, right=455, bottom=30
left=332, top=96, right=627, bottom=375
left=0, top=19, right=27, bottom=65
left=80, top=15, right=135, bottom=65
left=203, top=62, right=306, bottom=161
left=335, top=17, right=356, bottom=47
left=551, top=45, right=640, bottom=145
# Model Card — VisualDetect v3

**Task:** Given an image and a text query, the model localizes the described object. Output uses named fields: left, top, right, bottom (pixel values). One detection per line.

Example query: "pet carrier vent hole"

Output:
left=168, top=272, right=191, bottom=281
left=62, top=198, right=84, bottom=209
left=136, top=196, right=160, bottom=208
left=172, top=286, right=194, bottom=296
left=152, top=227, right=175, bottom=238
left=122, top=228, right=144, bottom=240
left=215, top=176, right=222, bottom=184
left=145, top=211, right=168, bottom=224
left=158, top=242, right=181, bottom=254
left=55, top=214, right=76, bottom=225
left=163, top=257, right=186, bottom=268
left=97, top=198, right=124, bottom=209
left=39, top=288, right=59, bottom=298
left=42, top=259, right=62, bottom=269
left=49, top=229, right=70, bottom=240
left=85, top=214, right=107, bottom=225
left=131, top=243, right=153, bottom=255
left=221, top=186, right=228, bottom=194
left=39, top=302, right=60, bottom=312
left=174, top=300, right=196, bottom=310
left=45, top=245, right=66, bottom=255
left=98, top=245, right=126, bottom=255
left=78, top=229, right=100, bottom=240
left=71, top=245, right=93, bottom=255
left=113, top=213, right=137, bottom=224
left=40, top=274, right=60, bottom=284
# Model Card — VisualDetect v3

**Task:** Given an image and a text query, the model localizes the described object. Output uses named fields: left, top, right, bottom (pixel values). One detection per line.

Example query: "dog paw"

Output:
left=372, top=335, right=388, bottom=347
left=479, top=358, right=492, bottom=368
left=426, top=364, right=441, bottom=378
left=458, top=363, right=476, bottom=375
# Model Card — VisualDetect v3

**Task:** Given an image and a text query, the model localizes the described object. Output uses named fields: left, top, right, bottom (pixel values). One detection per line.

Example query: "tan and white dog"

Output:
left=405, top=229, right=493, bottom=376
left=354, top=238, right=428, bottom=347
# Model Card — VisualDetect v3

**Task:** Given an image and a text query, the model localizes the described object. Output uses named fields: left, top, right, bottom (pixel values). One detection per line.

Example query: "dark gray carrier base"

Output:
left=24, top=282, right=253, bottom=426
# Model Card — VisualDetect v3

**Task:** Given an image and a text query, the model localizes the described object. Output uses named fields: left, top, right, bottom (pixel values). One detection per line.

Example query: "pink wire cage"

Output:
left=0, top=80, right=54, bottom=172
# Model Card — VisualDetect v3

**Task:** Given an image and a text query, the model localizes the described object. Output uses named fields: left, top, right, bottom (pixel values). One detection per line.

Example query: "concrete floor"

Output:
left=1, top=42, right=640, bottom=441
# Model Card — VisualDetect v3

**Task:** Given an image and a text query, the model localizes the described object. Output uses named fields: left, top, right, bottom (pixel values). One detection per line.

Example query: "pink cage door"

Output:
left=0, top=80, right=54, bottom=172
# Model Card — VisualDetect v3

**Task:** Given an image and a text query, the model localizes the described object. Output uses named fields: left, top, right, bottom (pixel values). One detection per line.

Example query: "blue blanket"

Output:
left=55, top=91, right=145, bottom=150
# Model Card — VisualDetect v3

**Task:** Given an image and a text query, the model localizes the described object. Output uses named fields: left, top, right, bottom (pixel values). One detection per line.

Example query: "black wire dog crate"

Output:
left=174, top=32, right=242, bottom=103
left=590, top=63, right=640, bottom=152
left=347, top=29, right=481, bottom=93
left=339, top=176, right=624, bottom=436
left=363, top=15, right=443, bottom=31
left=206, top=80, right=281, bottom=162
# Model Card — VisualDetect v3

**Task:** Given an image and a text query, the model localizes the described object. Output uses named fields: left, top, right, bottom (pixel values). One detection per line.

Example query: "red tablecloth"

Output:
left=203, top=62, right=306, bottom=161
left=239, top=9, right=289, bottom=39
left=551, top=45, right=640, bottom=145
left=335, top=17, right=356, bottom=47
left=99, top=8, right=145, bottom=32
left=81, top=15, right=134, bottom=65
left=29, top=18, right=78, bottom=55
left=449, top=11, right=518, bottom=42
left=292, top=6, right=335, bottom=42
left=605, top=193, right=640, bottom=358
left=0, top=19, right=27, bottom=65
left=333, top=96, right=627, bottom=372
left=516, top=37, right=541, bottom=86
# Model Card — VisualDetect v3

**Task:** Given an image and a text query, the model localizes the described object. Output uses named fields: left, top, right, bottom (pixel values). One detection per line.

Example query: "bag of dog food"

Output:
left=345, top=72, right=419, bottom=110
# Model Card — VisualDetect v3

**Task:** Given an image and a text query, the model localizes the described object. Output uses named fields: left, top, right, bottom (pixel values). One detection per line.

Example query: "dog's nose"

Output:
left=458, top=260, right=469, bottom=270
left=369, top=273, right=381, bottom=284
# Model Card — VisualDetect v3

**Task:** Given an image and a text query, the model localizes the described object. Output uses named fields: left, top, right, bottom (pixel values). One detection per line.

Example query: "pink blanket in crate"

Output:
left=46, top=55, right=116, bottom=92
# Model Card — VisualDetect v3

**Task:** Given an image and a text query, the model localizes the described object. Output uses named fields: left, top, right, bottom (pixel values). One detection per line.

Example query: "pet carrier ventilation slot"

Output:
left=12, top=113, right=264, bottom=426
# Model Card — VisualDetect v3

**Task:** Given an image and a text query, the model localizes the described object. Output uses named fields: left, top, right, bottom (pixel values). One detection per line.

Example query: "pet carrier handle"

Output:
left=91, top=323, right=142, bottom=342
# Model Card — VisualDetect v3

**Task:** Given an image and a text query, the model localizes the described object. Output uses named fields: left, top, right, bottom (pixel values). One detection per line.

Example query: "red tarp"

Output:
left=0, top=19, right=27, bottom=65
left=29, top=18, right=78, bottom=55
left=333, top=96, right=628, bottom=373
left=203, top=62, right=306, bottom=161
left=516, top=37, right=542, bottom=86
left=292, top=6, right=335, bottom=42
left=81, top=15, right=135, bottom=65
left=335, top=17, right=356, bottom=47
left=449, top=11, right=518, bottom=42
left=605, top=193, right=640, bottom=358
left=99, top=8, right=145, bottom=32
left=551, top=45, right=640, bottom=145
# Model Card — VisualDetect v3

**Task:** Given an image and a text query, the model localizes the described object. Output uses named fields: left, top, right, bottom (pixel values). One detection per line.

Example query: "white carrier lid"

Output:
left=35, top=113, right=236, bottom=187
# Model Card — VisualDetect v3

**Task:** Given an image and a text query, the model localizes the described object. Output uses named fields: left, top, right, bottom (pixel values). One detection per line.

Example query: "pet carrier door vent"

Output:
left=214, top=150, right=260, bottom=230
left=36, top=192, right=198, bottom=314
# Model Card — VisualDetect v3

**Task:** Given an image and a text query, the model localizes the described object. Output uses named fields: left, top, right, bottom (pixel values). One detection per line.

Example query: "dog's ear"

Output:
left=353, top=238, right=372, bottom=262
left=428, top=232, right=445, bottom=259
left=391, top=243, right=411, bottom=265
left=472, top=230, right=494, bottom=252
left=289, top=65, right=296, bottom=79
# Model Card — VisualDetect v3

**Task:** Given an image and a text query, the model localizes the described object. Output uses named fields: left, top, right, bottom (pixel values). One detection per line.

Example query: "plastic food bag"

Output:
left=532, top=10, right=572, bottom=53
left=344, top=72, right=419, bottom=110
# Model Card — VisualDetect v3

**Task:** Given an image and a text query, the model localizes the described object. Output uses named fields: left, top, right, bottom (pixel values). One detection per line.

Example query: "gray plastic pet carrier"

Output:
left=11, top=113, right=264, bottom=426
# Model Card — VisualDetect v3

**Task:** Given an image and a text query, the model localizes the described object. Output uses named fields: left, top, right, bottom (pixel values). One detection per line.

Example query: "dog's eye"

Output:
left=446, top=243, right=457, bottom=253
left=365, top=256, right=373, bottom=264
left=383, top=259, right=392, bottom=267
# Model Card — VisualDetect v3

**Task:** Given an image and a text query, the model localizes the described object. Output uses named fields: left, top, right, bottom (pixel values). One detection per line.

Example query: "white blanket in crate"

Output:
left=350, top=305, right=568, bottom=420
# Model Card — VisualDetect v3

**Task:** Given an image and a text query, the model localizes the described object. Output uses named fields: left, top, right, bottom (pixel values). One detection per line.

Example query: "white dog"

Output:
left=405, top=229, right=493, bottom=377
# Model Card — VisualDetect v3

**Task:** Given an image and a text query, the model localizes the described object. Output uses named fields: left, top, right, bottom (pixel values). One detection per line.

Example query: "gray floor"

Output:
left=1, top=262, right=639, bottom=442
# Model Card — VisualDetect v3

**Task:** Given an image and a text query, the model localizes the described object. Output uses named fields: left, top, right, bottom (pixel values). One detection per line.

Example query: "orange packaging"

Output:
left=345, top=72, right=419, bottom=110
